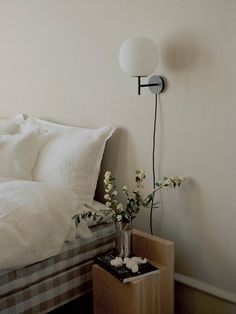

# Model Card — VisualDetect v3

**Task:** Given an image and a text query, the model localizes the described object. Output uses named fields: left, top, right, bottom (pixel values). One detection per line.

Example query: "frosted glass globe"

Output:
left=119, top=37, right=158, bottom=76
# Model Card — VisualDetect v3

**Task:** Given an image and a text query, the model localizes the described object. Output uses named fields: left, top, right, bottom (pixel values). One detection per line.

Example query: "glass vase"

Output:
left=115, top=221, right=132, bottom=258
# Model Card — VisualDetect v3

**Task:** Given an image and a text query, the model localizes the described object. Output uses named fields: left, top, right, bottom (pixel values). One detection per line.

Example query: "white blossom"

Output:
left=123, top=186, right=128, bottom=192
left=130, top=256, right=147, bottom=265
left=110, top=257, right=123, bottom=267
left=163, top=178, right=172, bottom=189
left=107, top=184, right=113, bottom=191
left=171, top=176, right=185, bottom=184
left=105, top=171, right=111, bottom=179
left=112, top=191, right=117, bottom=196
left=117, top=203, right=124, bottom=211
left=117, top=215, right=122, bottom=222
left=123, top=256, right=148, bottom=273
left=137, top=170, right=145, bottom=180
left=131, top=264, right=139, bottom=273
left=106, top=202, right=111, bottom=207
left=104, top=194, right=110, bottom=200
left=126, top=259, right=138, bottom=272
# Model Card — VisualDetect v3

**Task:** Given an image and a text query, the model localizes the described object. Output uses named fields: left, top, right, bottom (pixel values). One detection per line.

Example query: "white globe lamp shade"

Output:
left=119, top=37, right=158, bottom=77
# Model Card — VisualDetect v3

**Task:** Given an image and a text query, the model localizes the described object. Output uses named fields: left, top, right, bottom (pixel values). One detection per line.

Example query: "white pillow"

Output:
left=0, top=129, right=42, bottom=180
left=21, top=118, right=116, bottom=205
left=0, top=114, right=25, bottom=134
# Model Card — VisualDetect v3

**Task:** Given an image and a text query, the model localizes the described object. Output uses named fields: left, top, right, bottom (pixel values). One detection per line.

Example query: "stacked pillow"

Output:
left=0, top=114, right=25, bottom=134
left=0, top=129, right=42, bottom=180
left=0, top=114, right=43, bottom=180
left=0, top=115, right=115, bottom=205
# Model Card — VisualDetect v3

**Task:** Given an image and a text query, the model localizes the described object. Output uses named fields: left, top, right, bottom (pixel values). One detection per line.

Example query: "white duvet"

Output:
left=0, top=177, right=80, bottom=269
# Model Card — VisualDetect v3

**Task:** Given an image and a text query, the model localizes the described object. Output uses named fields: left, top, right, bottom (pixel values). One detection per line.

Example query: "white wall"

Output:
left=0, top=0, right=235, bottom=298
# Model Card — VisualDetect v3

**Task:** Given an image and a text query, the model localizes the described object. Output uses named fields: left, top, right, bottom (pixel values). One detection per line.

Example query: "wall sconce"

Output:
left=119, top=37, right=165, bottom=234
left=119, top=37, right=164, bottom=95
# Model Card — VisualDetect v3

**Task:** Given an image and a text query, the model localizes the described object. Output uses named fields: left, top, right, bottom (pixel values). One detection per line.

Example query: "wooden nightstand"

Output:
left=93, top=228, right=174, bottom=314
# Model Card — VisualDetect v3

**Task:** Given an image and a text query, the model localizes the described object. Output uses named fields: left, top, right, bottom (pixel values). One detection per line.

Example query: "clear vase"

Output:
left=115, top=221, right=132, bottom=258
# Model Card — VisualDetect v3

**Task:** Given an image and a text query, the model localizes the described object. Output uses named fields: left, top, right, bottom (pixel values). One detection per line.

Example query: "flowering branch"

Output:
left=103, top=170, right=185, bottom=223
left=74, top=171, right=185, bottom=226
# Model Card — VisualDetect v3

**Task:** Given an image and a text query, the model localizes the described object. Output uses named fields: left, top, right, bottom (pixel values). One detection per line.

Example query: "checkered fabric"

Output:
left=0, top=223, right=115, bottom=314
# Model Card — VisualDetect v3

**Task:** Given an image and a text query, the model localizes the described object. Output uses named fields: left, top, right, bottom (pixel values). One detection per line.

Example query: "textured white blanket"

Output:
left=0, top=178, right=80, bottom=269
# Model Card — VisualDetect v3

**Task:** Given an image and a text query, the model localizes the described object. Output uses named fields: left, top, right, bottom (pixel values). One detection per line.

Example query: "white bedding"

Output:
left=0, top=177, right=80, bottom=269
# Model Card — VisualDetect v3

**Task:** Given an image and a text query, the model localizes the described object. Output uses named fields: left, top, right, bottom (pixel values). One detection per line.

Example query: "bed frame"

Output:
left=0, top=223, right=115, bottom=314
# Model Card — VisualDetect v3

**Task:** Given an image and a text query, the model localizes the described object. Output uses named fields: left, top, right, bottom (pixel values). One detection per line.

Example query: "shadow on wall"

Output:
left=161, top=30, right=202, bottom=72
left=160, top=28, right=214, bottom=92
left=173, top=177, right=206, bottom=274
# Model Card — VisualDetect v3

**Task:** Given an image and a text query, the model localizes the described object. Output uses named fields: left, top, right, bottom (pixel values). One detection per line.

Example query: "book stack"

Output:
left=95, top=253, right=159, bottom=283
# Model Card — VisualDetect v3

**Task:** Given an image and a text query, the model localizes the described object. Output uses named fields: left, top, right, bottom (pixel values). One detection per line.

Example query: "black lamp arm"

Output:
left=137, top=76, right=164, bottom=95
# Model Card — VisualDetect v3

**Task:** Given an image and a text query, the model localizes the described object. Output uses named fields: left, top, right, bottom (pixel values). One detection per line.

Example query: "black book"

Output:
left=94, top=253, right=159, bottom=283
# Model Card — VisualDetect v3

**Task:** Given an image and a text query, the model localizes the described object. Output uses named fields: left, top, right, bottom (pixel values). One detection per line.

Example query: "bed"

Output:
left=0, top=115, right=116, bottom=313
left=0, top=221, right=115, bottom=314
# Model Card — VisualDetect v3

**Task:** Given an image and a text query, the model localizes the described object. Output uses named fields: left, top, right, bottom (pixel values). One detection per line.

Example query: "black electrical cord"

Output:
left=149, top=93, right=158, bottom=235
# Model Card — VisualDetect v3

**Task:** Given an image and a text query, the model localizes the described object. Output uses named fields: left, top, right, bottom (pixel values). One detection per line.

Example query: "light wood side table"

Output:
left=93, top=228, right=174, bottom=314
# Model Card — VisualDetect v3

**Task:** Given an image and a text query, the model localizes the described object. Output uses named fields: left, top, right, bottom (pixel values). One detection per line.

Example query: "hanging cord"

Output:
left=150, top=93, right=158, bottom=235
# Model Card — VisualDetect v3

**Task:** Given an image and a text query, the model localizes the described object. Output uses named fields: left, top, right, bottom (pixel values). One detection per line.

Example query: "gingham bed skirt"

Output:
left=0, top=223, right=115, bottom=314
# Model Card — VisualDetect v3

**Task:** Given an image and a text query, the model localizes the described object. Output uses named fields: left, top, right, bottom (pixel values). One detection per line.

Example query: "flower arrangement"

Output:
left=103, top=170, right=184, bottom=223
left=73, top=170, right=184, bottom=227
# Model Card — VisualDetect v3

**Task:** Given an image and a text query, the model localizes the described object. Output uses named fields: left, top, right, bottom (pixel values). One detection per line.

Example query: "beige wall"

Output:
left=0, top=0, right=235, bottom=306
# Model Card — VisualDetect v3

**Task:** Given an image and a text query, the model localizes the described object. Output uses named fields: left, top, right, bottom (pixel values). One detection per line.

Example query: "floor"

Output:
left=49, top=292, right=93, bottom=314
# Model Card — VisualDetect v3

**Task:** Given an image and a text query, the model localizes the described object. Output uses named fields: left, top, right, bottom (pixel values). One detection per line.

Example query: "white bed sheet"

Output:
left=0, top=177, right=80, bottom=269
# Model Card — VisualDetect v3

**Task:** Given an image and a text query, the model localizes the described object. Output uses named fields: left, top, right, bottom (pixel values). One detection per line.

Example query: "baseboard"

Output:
left=175, top=273, right=236, bottom=304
